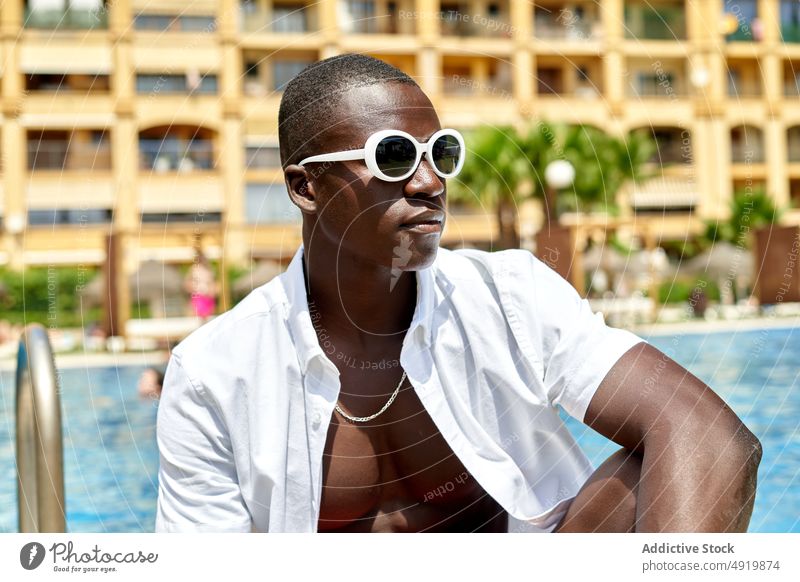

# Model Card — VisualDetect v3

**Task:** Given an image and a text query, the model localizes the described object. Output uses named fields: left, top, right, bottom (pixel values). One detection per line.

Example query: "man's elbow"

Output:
left=709, top=419, right=762, bottom=482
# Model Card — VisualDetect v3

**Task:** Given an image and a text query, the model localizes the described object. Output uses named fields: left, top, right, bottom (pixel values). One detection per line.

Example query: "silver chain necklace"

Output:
left=303, top=254, right=406, bottom=424
left=334, top=370, right=406, bottom=423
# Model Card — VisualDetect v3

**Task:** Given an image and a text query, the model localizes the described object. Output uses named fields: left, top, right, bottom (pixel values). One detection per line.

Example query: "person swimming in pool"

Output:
left=154, top=54, right=761, bottom=533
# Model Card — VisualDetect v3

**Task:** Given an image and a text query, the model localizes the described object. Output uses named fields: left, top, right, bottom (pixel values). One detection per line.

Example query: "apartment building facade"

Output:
left=1, top=0, right=800, bottom=270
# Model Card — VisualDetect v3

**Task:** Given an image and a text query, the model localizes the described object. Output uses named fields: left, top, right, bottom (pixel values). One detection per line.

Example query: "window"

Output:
left=245, top=61, right=260, bottom=79
left=136, top=74, right=218, bottom=95
left=134, top=13, right=217, bottom=32
left=25, top=0, right=108, bottom=30
left=272, top=5, right=307, bottom=33
left=245, top=145, right=282, bottom=169
left=28, top=208, right=112, bottom=226
left=140, top=212, right=222, bottom=225
left=25, top=74, right=110, bottom=92
left=537, top=67, right=563, bottom=94
left=724, top=0, right=759, bottom=42
left=246, top=183, right=301, bottom=224
left=273, top=61, right=310, bottom=91
left=634, top=72, right=675, bottom=97
left=783, top=0, right=800, bottom=42
left=341, top=0, right=377, bottom=34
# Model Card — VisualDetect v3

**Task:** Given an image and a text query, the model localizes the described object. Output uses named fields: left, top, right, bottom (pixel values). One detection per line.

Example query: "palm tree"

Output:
left=452, top=123, right=656, bottom=249
left=554, top=125, right=656, bottom=216
left=703, top=187, right=783, bottom=248
left=450, top=125, right=531, bottom=249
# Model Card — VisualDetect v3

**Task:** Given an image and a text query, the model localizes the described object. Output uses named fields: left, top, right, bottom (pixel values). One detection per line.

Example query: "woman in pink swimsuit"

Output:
left=185, top=251, right=218, bottom=321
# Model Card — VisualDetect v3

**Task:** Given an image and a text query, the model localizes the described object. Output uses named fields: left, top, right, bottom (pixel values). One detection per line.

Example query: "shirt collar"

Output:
left=280, top=243, right=435, bottom=375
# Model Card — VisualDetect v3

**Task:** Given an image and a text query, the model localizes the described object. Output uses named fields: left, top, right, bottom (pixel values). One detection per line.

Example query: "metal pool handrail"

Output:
left=16, top=323, right=66, bottom=532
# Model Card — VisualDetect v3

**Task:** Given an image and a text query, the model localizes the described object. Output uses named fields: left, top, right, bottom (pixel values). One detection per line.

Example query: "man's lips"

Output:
left=399, top=221, right=443, bottom=234
left=400, top=211, right=445, bottom=230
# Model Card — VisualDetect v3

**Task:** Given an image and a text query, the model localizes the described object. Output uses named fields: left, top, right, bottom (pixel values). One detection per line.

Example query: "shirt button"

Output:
left=312, top=411, right=322, bottom=429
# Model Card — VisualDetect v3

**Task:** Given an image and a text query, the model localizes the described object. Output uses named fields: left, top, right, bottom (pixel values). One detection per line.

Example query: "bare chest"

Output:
left=317, top=363, right=507, bottom=532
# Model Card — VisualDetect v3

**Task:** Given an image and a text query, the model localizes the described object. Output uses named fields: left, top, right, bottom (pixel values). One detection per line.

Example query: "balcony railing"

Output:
left=441, top=11, right=511, bottom=37
left=27, top=141, right=111, bottom=171
left=139, top=139, right=215, bottom=172
left=240, top=6, right=317, bottom=33
left=534, top=7, right=597, bottom=41
left=630, top=73, right=686, bottom=98
left=23, top=7, right=108, bottom=30
left=442, top=76, right=512, bottom=96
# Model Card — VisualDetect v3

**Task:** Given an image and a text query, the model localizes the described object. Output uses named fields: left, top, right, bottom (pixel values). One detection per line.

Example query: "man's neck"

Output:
left=302, top=245, right=418, bottom=348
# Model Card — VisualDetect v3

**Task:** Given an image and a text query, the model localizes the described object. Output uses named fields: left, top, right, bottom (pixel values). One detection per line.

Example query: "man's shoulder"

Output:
left=435, top=246, right=540, bottom=284
left=172, top=275, right=288, bottom=366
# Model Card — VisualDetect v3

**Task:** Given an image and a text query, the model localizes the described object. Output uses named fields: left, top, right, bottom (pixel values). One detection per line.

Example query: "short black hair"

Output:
left=277, top=53, right=420, bottom=169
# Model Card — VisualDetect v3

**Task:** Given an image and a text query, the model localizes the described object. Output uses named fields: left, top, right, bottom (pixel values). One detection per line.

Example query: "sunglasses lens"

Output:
left=375, top=135, right=417, bottom=178
left=431, top=134, right=462, bottom=175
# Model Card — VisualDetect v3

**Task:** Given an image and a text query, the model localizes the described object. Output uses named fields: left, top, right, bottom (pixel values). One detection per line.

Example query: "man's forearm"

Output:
left=635, top=423, right=762, bottom=532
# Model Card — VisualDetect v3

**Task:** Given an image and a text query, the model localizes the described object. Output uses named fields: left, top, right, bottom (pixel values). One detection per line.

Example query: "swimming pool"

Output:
left=0, top=326, right=798, bottom=532
left=0, top=365, right=158, bottom=532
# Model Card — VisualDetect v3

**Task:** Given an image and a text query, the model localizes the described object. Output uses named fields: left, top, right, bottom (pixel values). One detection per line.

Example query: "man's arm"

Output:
left=583, top=342, right=762, bottom=532
left=155, top=353, right=253, bottom=532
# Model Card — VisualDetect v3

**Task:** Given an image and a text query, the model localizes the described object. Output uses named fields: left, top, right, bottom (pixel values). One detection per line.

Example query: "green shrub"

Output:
left=658, top=278, right=720, bottom=304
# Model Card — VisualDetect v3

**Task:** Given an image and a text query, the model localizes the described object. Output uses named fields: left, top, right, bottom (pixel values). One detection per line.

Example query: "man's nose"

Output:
left=403, top=155, right=445, bottom=199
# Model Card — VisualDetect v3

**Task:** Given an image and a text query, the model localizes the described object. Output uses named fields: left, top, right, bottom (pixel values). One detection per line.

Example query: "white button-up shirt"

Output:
left=155, top=244, right=645, bottom=533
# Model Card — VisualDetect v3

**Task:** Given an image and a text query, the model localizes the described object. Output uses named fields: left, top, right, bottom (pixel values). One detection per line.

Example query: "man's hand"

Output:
left=580, top=342, right=762, bottom=532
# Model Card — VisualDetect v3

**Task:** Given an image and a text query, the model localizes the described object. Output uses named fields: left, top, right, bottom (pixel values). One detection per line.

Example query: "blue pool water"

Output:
left=0, top=327, right=798, bottom=532
left=0, top=365, right=158, bottom=532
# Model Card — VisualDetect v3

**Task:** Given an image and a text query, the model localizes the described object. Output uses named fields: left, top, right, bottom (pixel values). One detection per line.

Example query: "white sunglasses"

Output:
left=297, top=128, right=466, bottom=182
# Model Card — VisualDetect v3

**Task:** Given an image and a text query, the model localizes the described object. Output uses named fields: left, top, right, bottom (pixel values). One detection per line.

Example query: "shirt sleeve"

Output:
left=155, top=353, right=253, bottom=532
left=518, top=250, right=647, bottom=423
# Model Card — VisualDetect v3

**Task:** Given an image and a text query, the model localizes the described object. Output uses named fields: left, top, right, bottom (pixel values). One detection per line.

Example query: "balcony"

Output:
left=139, top=139, right=215, bottom=172
left=731, top=125, right=765, bottom=164
left=134, top=13, right=217, bottom=32
left=627, top=58, right=688, bottom=98
left=135, top=73, right=218, bottom=96
left=728, top=59, right=762, bottom=98
left=536, top=56, right=603, bottom=99
left=245, top=144, right=282, bottom=169
left=625, top=1, right=686, bottom=41
left=243, top=51, right=317, bottom=95
left=27, top=131, right=111, bottom=171
left=632, top=126, right=692, bottom=166
left=440, top=1, right=512, bottom=38
left=24, top=1, right=108, bottom=30
left=25, top=73, right=110, bottom=93
left=442, top=58, right=513, bottom=96
left=339, top=0, right=416, bottom=35
left=533, top=2, right=599, bottom=41
left=240, top=3, right=318, bottom=33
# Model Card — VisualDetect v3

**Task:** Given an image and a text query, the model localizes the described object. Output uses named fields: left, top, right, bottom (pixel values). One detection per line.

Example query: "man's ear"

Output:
left=284, top=165, right=317, bottom=214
